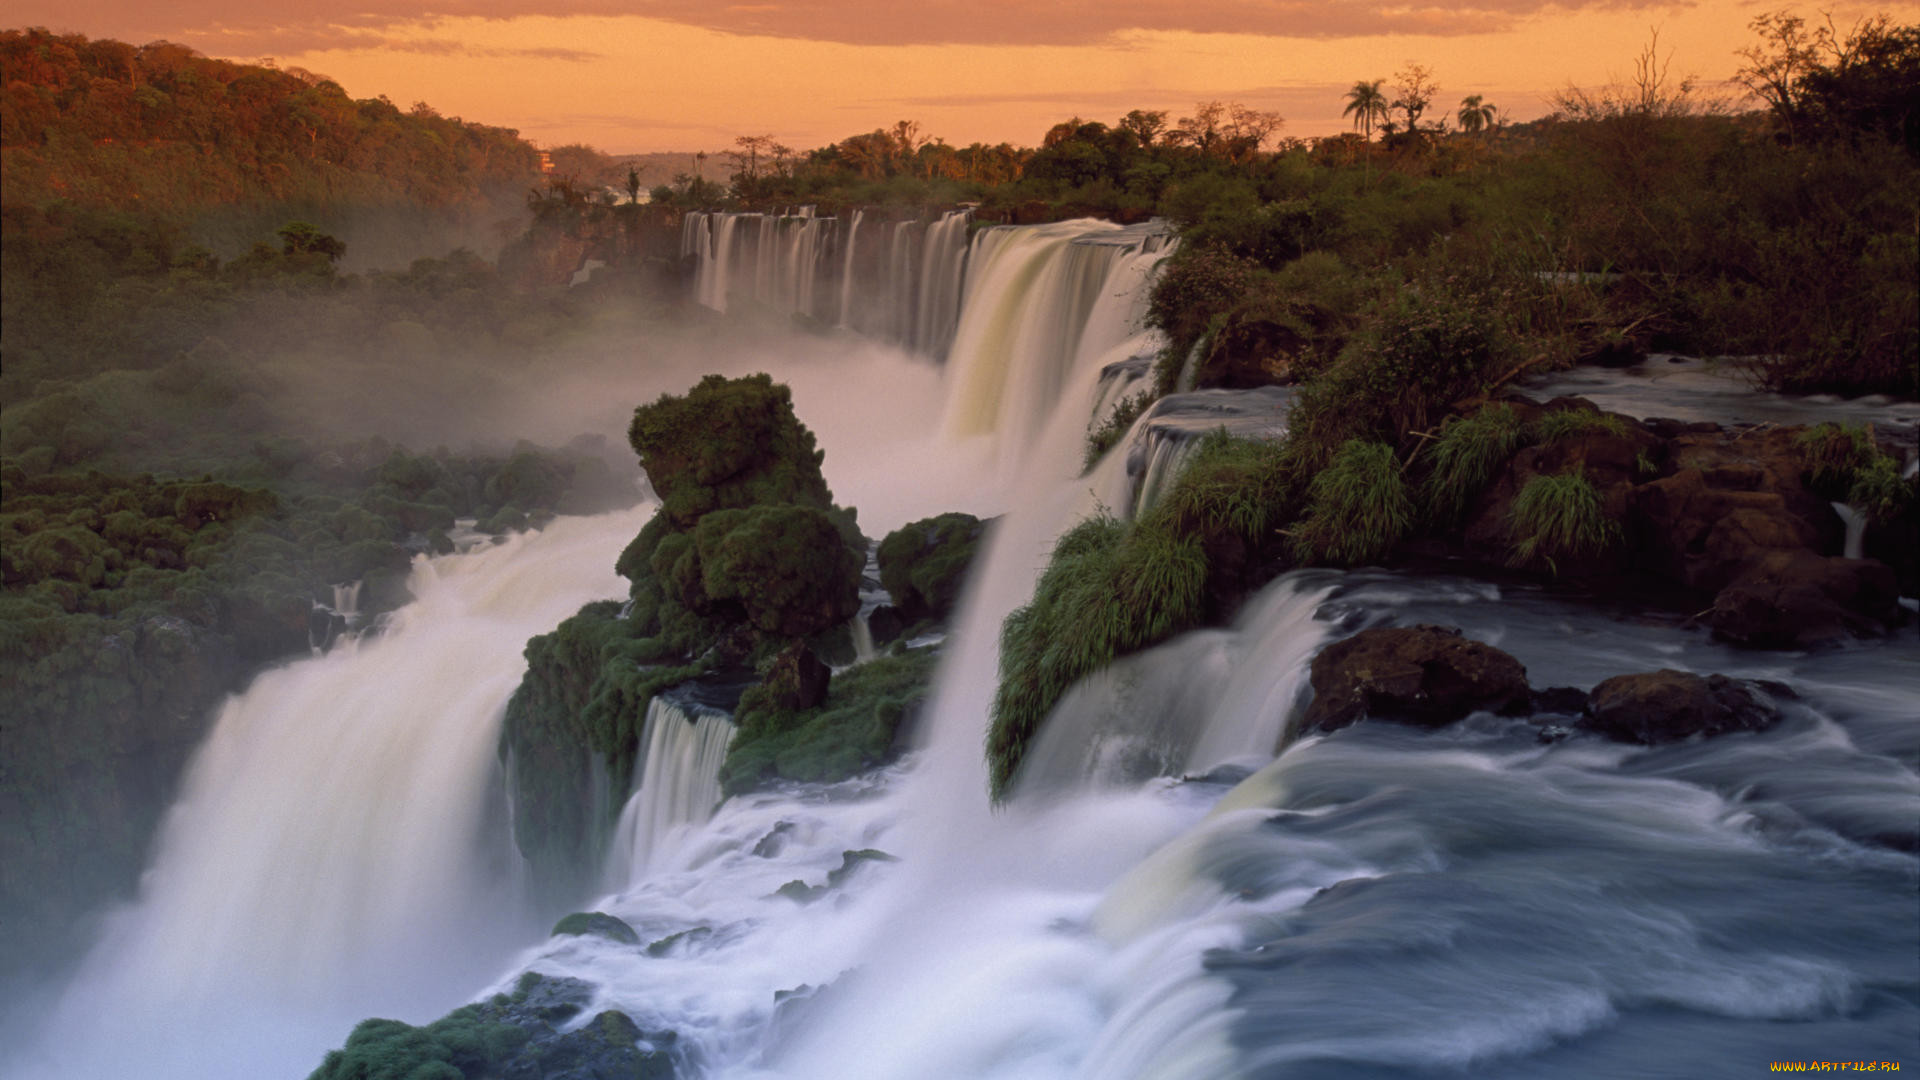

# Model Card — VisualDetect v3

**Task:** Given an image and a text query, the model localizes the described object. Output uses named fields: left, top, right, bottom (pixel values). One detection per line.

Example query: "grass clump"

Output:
left=1290, top=440, right=1413, bottom=566
left=1532, top=408, right=1629, bottom=443
left=988, top=515, right=1206, bottom=800
left=1509, top=469, right=1620, bottom=573
left=1847, top=454, right=1914, bottom=522
left=1795, top=422, right=1882, bottom=493
left=1423, top=403, right=1527, bottom=523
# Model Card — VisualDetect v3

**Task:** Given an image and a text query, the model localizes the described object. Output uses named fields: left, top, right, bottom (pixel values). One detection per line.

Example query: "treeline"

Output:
left=1, top=28, right=540, bottom=216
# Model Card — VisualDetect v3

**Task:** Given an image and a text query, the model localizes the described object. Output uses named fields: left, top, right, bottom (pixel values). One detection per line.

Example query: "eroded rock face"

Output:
left=1583, top=669, right=1782, bottom=744
left=1302, top=625, right=1531, bottom=734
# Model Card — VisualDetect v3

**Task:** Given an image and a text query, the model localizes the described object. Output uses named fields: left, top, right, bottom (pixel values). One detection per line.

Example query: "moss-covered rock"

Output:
left=501, top=374, right=868, bottom=893
left=309, top=971, right=675, bottom=1080
left=552, top=910, right=641, bottom=945
left=722, top=649, right=938, bottom=794
left=876, top=513, right=985, bottom=622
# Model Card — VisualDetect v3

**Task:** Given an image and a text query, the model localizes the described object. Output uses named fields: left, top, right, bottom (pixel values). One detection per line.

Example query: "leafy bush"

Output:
left=876, top=512, right=985, bottom=621
left=1084, top=391, right=1154, bottom=470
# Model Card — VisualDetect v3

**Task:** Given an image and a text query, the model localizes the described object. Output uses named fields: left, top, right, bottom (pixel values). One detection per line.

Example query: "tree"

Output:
left=624, top=166, right=641, bottom=204
left=1736, top=11, right=1826, bottom=143
left=276, top=220, right=344, bottom=261
left=727, top=133, right=776, bottom=180
left=1457, top=94, right=1497, bottom=134
left=1223, top=104, right=1284, bottom=161
left=1343, top=79, right=1389, bottom=141
left=1118, top=109, right=1169, bottom=148
left=1390, top=64, right=1441, bottom=138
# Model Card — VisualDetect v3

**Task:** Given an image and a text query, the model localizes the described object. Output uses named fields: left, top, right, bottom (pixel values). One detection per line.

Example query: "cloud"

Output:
left=14, top=0, right=1686, bottom=55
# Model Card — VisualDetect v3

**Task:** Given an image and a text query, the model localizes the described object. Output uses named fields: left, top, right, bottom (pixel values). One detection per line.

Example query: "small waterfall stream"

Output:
left=603, top=697, right=737, bottom=888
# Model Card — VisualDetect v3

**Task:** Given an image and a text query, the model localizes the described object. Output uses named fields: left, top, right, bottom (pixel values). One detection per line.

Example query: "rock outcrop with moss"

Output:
left=309, top=971, right=675, bottom=1080
left=501, top=374, right=865, bottom=895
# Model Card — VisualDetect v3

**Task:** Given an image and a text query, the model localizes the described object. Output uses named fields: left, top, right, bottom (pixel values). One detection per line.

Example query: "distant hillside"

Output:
left=0, top=29, right=541, bottom=223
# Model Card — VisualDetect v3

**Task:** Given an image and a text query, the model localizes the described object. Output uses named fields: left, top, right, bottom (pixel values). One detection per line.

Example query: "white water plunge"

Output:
left=603, top=697, right=737, bottom=888
left=18, top=509, right=648, bottom=1080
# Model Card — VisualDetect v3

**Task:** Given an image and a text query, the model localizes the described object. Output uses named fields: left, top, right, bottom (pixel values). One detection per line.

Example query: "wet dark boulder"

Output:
left=1302, top=625, right=1531, bottom=735
left=1706, top=550, right=1902, bottom=648
left=866, top=604, right=907, bottom=648
left=1582, top=669, right=1781, bottom=744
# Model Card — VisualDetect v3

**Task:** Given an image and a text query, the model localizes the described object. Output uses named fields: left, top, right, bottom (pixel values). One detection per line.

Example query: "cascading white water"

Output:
left=26, top=215, right=1904, bottom=1080
left=942, top=221, right=1172, bottom=465
left=1833, top=500, right=1867, bottom=560
left=602, top=697, right=736, bottom=888
left=15, top=508, right=648, bottom=1080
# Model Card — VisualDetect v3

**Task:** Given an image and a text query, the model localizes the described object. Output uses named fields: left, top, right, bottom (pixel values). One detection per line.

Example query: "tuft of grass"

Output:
left=1423, top=403, right=1527, bottom=523
left=1509, top=469, right=1620, bottom=574
left=987, top=514, right=1207, bottom=801
left=1795, top=421, right=1880, bottom=494
left=1150, top=429, right=1289, bottom=539
left=1532, top=408, right=1628, bottom=443
left=1290, top=439, right=1413, bottom=566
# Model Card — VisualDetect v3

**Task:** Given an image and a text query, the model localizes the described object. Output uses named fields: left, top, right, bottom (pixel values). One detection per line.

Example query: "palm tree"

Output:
left=1457, top=94, right=1497, bottom=135
left=1343, top=79, right=1388, bottom=142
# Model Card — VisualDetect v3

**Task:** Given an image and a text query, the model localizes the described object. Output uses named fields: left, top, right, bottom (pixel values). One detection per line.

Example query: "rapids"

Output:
left=9, top=219, right=1916, bottom=1080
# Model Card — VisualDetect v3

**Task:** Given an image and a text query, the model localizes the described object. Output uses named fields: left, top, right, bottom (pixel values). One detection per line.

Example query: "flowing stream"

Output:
left=13, top=219, right=1918, bottom=1079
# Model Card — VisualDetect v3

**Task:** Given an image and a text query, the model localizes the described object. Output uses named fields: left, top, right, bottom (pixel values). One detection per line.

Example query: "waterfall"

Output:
left=602, top=697, right=736, bottom=887
left=836, top=209, right=864, bottom=328
left=941, top=220, right=1172, bottom=462
left=19, top=509, right=647, bottom=1080
left=913, top=210, right=972, bottom=357
left=1832, top=501, right=1867, bottom=560
left=684, top=208, right=974, bottom=356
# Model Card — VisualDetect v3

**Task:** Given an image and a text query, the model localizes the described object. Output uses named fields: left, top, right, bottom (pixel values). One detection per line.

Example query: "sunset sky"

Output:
left=10, top=1, right=1915, bottom=153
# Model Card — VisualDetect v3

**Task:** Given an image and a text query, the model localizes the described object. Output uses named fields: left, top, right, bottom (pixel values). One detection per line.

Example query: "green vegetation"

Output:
left=502, top=375, right=865, bottom=887
left=1424, top=404, right=1528, bottom=523
left=722, top=648, right=940, bottom=794
left=551, top=911, right=640, bottom=944
left=876, top=512, right=985, bottom=622
left=1, top=30, right=538, bottom=229
left=309, top=971, right=667, bottom=1080
left=1796, top=422, right=1918, bottom=523
left=1509, top=470, right=1621, bottom=572
left=1290, top=440, right=1415, bottom=566
left=1085, top=391, right=1155, bottom=468
left=1795, top=421, right=1885, bottom=490
left=989, top=432, right=1285, bottom=799
left=1533, top=408, right=1630, bottom=443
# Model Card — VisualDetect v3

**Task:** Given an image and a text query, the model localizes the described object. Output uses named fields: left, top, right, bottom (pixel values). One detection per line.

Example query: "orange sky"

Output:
left=11, top=1, right=1917, bottom=152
